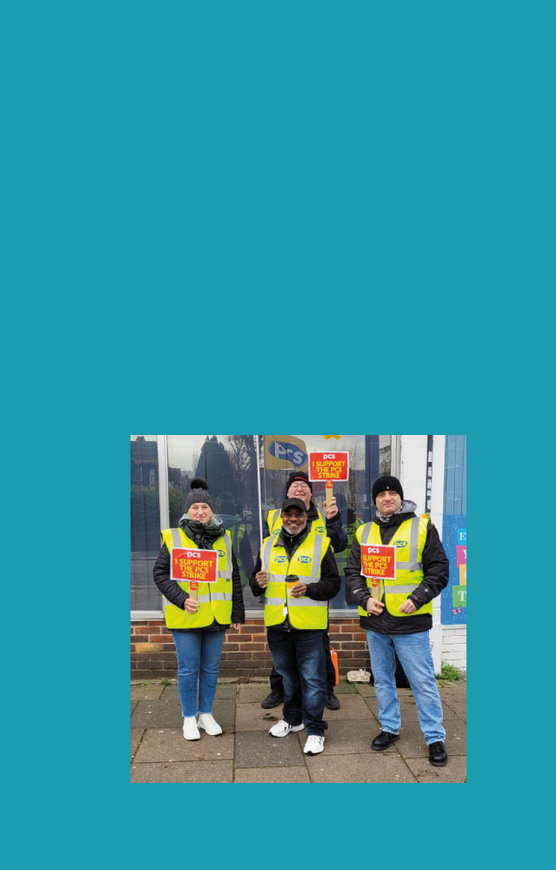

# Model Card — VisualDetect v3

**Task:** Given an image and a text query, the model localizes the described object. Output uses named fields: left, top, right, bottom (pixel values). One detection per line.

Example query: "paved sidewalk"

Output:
left=131, top=675, right=466, bottom=783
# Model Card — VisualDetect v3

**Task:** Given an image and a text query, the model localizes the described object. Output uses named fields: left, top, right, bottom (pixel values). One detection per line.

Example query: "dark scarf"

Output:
left=179, top=516, right=226, bottom=549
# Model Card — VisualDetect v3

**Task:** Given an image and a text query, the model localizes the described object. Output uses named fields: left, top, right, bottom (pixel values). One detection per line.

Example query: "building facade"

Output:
left=131, top=434, right=467, bottom=678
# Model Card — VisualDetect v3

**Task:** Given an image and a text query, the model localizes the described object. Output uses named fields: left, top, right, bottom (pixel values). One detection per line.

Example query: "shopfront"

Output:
left=131, top=434, right=466, bottom=677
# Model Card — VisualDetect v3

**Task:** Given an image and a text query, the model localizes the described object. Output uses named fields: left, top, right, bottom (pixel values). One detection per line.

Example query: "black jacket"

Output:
left=152, top=542, right=245, bottom=630
left=345, top=501, right=449, bottom=635
left=249, top=524, right=341, bottom=631
left=262, top=500, right=348, bottom=553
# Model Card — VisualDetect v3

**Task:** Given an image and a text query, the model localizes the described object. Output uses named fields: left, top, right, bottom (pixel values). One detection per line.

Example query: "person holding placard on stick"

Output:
left=250, top=497, right=341, bottom=755
left=345, top=475, right=450, bottom=767
left=260, top=470, right=347, bottom=711
left=153, top=478, right=245, bottom=741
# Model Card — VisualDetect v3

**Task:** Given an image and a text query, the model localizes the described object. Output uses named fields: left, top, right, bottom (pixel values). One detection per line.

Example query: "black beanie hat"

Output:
left=285, top=470, right=313, bottom=494
left=184, top=477, right=213, bottom=512
left=372, top=475, right=404, bottom=504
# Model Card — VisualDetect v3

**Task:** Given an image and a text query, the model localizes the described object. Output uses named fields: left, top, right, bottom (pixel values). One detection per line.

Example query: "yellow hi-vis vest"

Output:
left=267, top=508, right=327, bottom=538
left=230, top=522, right=248, bottom=586
left=355, top=517, right=432, bottom=618
left=260, top=530, right=331, bottom=629
left=160, top=527, right=233, bottom=629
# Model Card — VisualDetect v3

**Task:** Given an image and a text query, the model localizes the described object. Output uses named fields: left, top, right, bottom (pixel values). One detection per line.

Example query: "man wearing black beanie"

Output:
left=346, top=475, right=450, bottom=767
left=258, top=469, right=348, bottom=711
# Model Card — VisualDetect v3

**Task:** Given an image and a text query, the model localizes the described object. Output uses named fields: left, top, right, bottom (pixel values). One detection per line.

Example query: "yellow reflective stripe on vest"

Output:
left=160, top=527, right=233, bottom=629
left=217, top=533, right=232, bottom=579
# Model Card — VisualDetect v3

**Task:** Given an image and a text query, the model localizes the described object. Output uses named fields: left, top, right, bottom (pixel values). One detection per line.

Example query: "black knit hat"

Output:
left=285, top=470, right=313, bottom=494
left=184, top=477, right=213, bottom=512
left=372, top=475, right=404, bottom=504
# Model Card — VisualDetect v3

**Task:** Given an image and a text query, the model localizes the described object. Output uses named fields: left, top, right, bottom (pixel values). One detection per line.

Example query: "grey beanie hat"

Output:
left=184, top=477, right=213, bottom=512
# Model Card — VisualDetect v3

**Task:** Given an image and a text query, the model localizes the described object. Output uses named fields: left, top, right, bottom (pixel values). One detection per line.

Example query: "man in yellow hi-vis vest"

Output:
left=249, top=498, right=341, bottom=756
left=346, top=475, right=450, bottom=767
left=261, top=470, right=347, bottom=712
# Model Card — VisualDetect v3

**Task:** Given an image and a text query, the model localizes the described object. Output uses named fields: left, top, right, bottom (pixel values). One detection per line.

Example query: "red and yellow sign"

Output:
left=170, top=548, right=218, bottom=583
left=308, top=451, right=349, bottom=482
left=361, top=544, right=396, bottom=580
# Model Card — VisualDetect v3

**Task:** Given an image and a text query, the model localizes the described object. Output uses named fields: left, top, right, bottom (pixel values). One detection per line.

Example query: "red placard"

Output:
left=308, top=451, right=349, bottom=481
left=170, top=548, right=218, bottom=583
left=361, top=544, right=396, bottom=580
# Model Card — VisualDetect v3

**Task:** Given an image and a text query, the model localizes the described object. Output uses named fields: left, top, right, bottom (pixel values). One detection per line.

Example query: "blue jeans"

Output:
left=172, top=630, right=225, bottom=717
left=267, top=628, right=328, bottom=737
left=366, top=630, right=446, bottom=745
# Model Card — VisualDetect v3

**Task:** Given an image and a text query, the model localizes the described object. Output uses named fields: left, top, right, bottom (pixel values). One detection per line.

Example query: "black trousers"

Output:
left=270, top=627, right=336, bottom=694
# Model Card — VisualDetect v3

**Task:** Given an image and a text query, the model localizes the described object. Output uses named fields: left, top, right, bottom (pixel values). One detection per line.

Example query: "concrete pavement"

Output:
left=131, top=675, right=466, bottom=783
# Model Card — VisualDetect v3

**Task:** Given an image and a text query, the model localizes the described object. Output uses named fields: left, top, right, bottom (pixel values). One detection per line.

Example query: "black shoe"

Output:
left=261, top=690, right=284, bottom=709
left=325, top=692, right=341, bottom=710
left=371, top=731, right=399, bottom=751
left=429, top=741, right=448, bottom=766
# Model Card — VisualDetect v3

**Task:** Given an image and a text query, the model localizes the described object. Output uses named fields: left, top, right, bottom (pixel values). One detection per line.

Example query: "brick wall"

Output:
left=131, top=618, right=370, bottom=680
left=441, top=625, right=467, bottom=671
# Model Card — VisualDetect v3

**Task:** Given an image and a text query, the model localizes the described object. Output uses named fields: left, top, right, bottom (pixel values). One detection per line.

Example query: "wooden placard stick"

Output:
left=325, top=480, right=333, bottom=508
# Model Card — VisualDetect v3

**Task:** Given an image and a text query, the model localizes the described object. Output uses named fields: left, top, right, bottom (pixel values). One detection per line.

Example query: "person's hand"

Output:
left=289, top=582, right=307, bottom=598
left=399, top=599, right=417, bottom=614
left=366, top=597, right=384, bottom=615
left=184, top=598, right=199, bottom=613
left=231, top=623, right=240, bottom=630
left=256, top=570, right=268, bottom=589
left=324, top=496, right=339, bottom=519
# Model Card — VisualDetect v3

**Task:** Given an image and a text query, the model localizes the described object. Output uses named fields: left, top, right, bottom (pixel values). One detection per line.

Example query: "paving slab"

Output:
left=442, top=698, right=467, bottom=716
left=404, top=754, right=466, bottom=783
left=235, top=703, right=283, bottom=732
left=214, top=684, right=238, bottom=700
left=324, top=694, right=375, bottom=720
left=134, top=727, right=234, bottom=762
left=131, top=760, right=233, bottom=783
left=304, top=719, right=381, bottom=756
left=131, top=685, right=164, bottom=700
left=235, top=730, right=305, bottom=768
left=131, top=700, right=138, bottom=717
left=305, top=753, right=418, bottom=783
left=395, top=719, right=466, bottom=758
left=354, top=683, right=375, bottom=697
left=234, top=766, right=311, bottom=783
left=131, top=728, right=144, bottom=759
left=237, top=685, right=273, bottom=704
left=333, top=680, right=357, bottom=695
left=130, top=698, right=183, bottom=728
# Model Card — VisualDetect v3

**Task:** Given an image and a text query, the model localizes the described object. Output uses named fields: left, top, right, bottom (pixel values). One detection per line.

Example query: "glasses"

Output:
left=291, top=482, right=309, bottom=489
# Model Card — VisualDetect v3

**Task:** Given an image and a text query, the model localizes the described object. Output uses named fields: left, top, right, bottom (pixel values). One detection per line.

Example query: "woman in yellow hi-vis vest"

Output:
left=345, top=476, right=450, bottom=768
left=153, top=478, right=244, bottom=741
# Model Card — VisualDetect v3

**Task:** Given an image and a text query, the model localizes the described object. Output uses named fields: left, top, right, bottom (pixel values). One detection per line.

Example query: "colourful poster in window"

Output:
left=440, top=515, right=467, bottom=625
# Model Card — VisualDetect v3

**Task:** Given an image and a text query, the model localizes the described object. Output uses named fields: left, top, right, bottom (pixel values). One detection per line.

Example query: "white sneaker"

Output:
left=269, top=719, right=305, bottom=737
left=197, top=712, right=223, bottom=736
left=304, top=734, right=325, bottom=755
left=183, top=716, right=201, bottom=740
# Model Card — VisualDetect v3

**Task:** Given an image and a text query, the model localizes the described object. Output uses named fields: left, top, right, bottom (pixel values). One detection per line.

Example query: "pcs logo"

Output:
left=394, top=541, right=407, bottom=548
left=217, top=550, right=225, bottom=557
left=268, top=440, right=307, bottom=468
left=274, top=555, right=287, bottom=563
left=298, top=556, right=312, bottom=564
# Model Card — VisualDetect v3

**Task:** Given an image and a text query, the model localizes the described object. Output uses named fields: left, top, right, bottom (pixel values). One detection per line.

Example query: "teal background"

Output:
left=3, top=0, right=552, bottom=865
